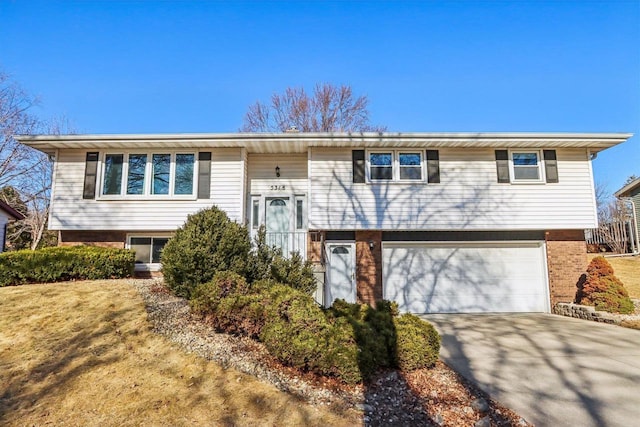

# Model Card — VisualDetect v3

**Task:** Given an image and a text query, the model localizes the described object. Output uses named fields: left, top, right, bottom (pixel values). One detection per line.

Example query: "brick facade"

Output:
left=59, top=230, right=127, bottom=249
left=545, top=230, right=587, bottom=307
left=355, top=230, right=382, bottom=306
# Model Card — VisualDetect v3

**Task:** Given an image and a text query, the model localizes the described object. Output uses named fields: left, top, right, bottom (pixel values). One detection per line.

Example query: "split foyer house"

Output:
left=18, top=132, right=632, bottom=313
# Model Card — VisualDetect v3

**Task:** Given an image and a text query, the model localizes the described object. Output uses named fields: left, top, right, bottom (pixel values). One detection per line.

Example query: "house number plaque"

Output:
left=270, top=185, right=286, bottom=191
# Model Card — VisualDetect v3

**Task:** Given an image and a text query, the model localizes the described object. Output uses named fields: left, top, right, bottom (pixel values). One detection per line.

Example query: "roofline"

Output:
left=0, top=200, right=25, bottom=220
left=615, top=177, right=640, bottom=198
left=15, top=131, right=633, bottom=153
left=15, top=131, right=634, bottom=142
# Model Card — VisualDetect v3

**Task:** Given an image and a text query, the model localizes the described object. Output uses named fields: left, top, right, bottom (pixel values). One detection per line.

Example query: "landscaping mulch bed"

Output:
left=131, top=278, right=531, bottom=426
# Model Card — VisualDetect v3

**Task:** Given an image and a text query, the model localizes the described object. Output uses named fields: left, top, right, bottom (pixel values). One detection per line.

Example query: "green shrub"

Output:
left=0, top=246, right=135, bottom=286
left=246, top=227, right=317, bottom=295
left=211, top=292, right=266, bottom=338
left=328, top=299, right=392, bottom=373
left=260, top=286, right=330, bottom=368
left=161, top=206, right=251, bottom=298
left=270, top=251, right=317, bottom=295
left=190, top=271, right=249, bottom=315
left=394, top=314, right=441, bottom=371
left=576, top=256, right=634, bottom=314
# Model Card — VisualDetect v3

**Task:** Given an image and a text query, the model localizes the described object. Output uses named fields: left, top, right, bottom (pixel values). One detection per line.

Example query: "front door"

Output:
left=326, top=243, right=356, bottom=306
left=265, top=197, right=290, bottom=254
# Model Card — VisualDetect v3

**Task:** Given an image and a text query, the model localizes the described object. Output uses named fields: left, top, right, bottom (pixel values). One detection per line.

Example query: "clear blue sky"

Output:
left=1, top=1, right=638, bottom=192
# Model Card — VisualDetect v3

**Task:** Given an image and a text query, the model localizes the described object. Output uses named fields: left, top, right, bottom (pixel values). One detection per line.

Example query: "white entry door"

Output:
left=265, top=197, right=289, bottom=253
left=326, top=243, right=356, bottom=307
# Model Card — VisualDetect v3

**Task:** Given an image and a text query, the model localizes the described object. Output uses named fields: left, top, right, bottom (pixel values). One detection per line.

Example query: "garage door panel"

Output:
left=383, top=242, right=548, bottom=313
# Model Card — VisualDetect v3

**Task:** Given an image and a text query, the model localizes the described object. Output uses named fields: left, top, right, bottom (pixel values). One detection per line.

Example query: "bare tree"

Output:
left=240, top=83, right=386, bottom=132
left=0, top=71, right=39, bottom=189
left=0, top=69, right=75, bottom=250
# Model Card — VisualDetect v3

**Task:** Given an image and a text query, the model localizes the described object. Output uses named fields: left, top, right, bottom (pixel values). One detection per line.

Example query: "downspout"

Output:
left=2, top=223, right=6, bottom=252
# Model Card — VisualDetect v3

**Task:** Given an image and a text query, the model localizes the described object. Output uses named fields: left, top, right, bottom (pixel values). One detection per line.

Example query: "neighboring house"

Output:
left=18, top=132, right=632, bottom=313
left=614, top=177, right=640, bottom=253
left=0, top=200, right=25, bottom=252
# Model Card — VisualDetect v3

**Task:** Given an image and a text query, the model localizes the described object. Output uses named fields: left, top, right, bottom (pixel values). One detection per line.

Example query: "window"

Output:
left=296, top=198, right=304, bottom=229
left=399, top=152, right=422, bottom=180
left=367, top=150, right=432, bottom=182
left=511, top=151, right=542, bottom=182
left=369, top=153, right=393, bottom=180
left=126, top=154, right=146, bottom=195
left=101, top=152, right=196, bottom=197
left=129, top=236, right=170, bottom=264
left=102, top=154, right=123, bottom=195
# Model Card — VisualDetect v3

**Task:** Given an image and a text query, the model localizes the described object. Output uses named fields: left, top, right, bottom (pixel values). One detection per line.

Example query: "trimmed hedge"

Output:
left=0, top=246, right=135, bottom=286
left=193, top=274, right=441, bottom=384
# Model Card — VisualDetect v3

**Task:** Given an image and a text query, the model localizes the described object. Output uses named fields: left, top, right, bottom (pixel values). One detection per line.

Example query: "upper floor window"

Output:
left=101, top=152, right=196, bottom=197
left=368, top=151, right=425, bottom=182
left=510, top=151, right=542, bottom=182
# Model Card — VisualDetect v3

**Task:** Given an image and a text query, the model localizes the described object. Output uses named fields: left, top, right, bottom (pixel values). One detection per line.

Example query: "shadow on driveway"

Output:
left=422, top=314, right=640, bottom=427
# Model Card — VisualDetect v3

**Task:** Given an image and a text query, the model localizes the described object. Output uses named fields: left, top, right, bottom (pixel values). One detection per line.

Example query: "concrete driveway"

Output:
left=421, top=314, right=640, bottom=427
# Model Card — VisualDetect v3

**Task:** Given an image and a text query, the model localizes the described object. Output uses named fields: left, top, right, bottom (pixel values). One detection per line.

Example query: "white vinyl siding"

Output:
left=49, top=148, right=243, bottom=230
left=247, top=154, right=308, bottom=195
left=309, top=147, right=598, bottom=230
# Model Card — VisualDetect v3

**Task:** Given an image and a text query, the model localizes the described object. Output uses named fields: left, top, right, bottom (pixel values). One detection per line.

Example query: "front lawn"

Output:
left=590, top=254, right=640, bottom=298
left=0, top=280, right=358, bottom=426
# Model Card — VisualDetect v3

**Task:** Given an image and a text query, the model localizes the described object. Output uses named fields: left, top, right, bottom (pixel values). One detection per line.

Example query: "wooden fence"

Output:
left=585, top=220, right=638, bottom=253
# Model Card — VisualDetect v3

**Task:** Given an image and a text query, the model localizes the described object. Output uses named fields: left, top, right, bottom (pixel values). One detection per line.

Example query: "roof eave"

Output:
left=615, top=177, right=640, bottom=198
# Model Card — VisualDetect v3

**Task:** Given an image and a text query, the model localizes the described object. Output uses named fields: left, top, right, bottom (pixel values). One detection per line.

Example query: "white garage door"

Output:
left=383, top=242, right=549, bottom=313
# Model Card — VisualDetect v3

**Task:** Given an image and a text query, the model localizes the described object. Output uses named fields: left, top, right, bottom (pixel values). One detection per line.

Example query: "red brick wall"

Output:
left=355, top=230, right=382, bottom=306
left=59, top=230, right=127, bottom=249
left=545, top=230, right=587, bottom=307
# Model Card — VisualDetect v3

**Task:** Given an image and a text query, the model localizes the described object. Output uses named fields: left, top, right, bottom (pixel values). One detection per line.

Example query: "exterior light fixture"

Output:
left=275, top=166, right=281, bottom=177
left=369, top=240, right=375, bottom=250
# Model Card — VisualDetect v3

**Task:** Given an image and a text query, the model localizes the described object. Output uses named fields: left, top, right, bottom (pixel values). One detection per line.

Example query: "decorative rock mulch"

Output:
left=128, top=278, right=531, bottom=426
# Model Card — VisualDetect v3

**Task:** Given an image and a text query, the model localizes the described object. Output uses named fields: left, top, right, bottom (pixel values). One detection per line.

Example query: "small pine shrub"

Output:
left=393, top=314, right=441, bottom=371
left=190, top=271, right=249, bottom=315
left=161, top=206, right=251, bottom=298
left=576, top=256, right=634, bottom=314
left=270, top=251, right=317, bottom=295
left=246, top=227, right=318, bottom=295
left=0, top=246, right=134, bottom=286
left=211, top=292, right=266, bottom=338
left=260, top=286, right=331, bottom=370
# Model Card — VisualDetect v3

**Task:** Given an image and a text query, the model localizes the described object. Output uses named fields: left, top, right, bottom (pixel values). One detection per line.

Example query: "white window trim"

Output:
left=126, top=233, right=173, bottom=271
left=508, top=149, right=545, bottom=184
left=366, top=150, right=426, bottom=183
left=98, top=151, right=198, bottom=200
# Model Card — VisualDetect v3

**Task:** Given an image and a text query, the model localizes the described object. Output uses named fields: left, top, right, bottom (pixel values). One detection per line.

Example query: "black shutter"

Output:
left=352, top=150, right=365, bottom=183
left=495, top=150, right=510, bottom=183
left=426, top=150, right=440, bottom=183
left=198, top=152, right=212, bottom=199
left=543, top=150, right=559, bottom=183
left=83, top=152, right=99, bottom=199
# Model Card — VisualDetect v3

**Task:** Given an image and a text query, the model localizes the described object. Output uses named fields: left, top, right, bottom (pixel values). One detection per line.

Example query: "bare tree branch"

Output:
left=240, top=83, right=386, bottom=132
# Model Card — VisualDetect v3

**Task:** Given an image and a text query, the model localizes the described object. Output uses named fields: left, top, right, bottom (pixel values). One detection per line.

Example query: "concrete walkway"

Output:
left=421, top=314, right=640, bottom=427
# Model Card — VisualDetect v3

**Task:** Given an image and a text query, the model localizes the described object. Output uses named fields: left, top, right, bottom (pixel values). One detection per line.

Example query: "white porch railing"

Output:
left=265, top=231, right=308, bottom=260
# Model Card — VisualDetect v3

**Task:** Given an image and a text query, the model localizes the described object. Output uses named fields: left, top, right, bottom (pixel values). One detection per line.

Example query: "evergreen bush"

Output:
left=393, top=314, right=441, bottom=371
left=161, top=207, right=251, bottom=298
left=575, top=256, right=634, bottom=314
left=0, top=246, right=134, bottom=286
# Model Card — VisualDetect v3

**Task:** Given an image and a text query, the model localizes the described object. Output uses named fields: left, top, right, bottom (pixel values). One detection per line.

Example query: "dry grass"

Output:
left=589, top=254, right=640, bottom=298
left=0, top=280, right=359, bottom=426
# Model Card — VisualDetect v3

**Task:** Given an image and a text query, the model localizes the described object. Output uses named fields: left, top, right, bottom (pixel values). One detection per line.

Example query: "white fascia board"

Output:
left=15, top=132, right=633, bottom=153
